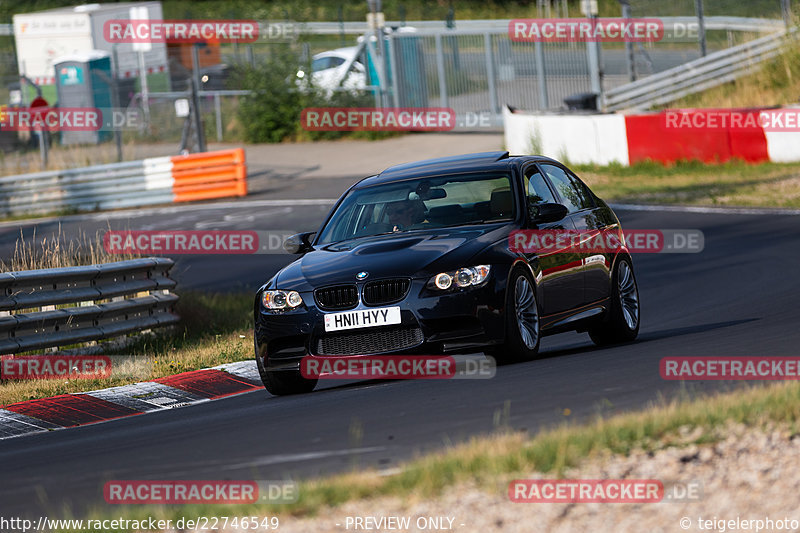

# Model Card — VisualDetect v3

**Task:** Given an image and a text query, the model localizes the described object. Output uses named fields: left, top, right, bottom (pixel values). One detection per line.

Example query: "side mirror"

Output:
left=283, top=232, right=316, bottom=254
left=530, top=203, right=568, bottom=224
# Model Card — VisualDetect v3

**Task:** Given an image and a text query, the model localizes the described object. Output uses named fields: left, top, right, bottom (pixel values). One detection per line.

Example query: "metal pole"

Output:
left=214, top=92, right=223, bottom=142
left=484, top=33, right=498, bottom=115
left=191, top=77, right=207, bottom=153
left=621, top=2, right=637, bottom=82
left=386, top=34, right=401, bottom=108
left=695, top=0, right=707, bottom=57
left=782, top=0, right=792, bottom=27
left=246, top=45, right=255, bottom=67
left=20, top=61, right=28, bottom=107
left=373, top=0, right=388, bottom=108
left=38, top=124, right=48, bottom=169
left=534, top=40, right=548, bottom=109
left=434, top=33, right=448, bottom=108
left=191, top=44, right=202, bottom=93
left=586, top=18, right=602, bottom=96
left=112, top=46, right=123, bottom=162
left=138, top=50, right=150, bottom=129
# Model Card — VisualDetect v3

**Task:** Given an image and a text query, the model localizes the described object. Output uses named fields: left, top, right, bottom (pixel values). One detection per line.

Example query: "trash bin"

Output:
left=564, top=92, right=598, bottom=111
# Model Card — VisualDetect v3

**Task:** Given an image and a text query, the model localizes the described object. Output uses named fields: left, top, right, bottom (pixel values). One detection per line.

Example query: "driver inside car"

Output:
left=385, top=199, right=427, bottom=231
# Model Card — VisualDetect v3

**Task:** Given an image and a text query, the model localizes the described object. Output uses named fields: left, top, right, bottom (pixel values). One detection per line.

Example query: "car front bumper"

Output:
left=255, top=275, right=508, bottom=372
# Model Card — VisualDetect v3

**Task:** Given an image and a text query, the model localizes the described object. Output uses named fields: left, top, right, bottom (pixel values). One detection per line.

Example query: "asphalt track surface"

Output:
left=0, top=181, right=798, bottom=518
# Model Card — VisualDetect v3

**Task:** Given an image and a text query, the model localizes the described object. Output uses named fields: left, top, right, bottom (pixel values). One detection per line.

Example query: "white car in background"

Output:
left=297, top=47, right=367, bottom=95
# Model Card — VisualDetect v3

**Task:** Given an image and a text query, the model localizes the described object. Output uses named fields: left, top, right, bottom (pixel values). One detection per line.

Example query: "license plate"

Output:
left=324, top=306, right=401, bottom=332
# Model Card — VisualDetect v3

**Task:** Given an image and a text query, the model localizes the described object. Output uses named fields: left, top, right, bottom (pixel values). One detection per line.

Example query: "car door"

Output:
left=521, top=163, right=583, bottom=315
left=563, top=166, right=616, bottom=304
left=536, top=162, right=593, bottom=309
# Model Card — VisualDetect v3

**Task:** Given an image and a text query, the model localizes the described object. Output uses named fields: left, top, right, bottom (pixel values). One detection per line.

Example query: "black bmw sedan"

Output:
left=254, top=151, right=640, bottom=394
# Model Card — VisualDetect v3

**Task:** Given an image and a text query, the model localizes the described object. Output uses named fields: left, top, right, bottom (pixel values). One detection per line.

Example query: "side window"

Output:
left=540, top=164, right=591, bottom=213
left=524, top=166, right=556, bottom=206
left=566, top=169, right=596, bottom=210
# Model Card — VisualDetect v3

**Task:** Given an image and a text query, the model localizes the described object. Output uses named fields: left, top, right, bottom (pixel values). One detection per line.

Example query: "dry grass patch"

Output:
left=576, top=160, right=800, bottom=208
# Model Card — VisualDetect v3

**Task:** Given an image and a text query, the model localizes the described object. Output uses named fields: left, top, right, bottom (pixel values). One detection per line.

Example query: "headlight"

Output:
left=429, top=265, right=491, bottom=291
left=262, top=290, right=304, bottom=310
left=434, top=273, right=452, bottom=290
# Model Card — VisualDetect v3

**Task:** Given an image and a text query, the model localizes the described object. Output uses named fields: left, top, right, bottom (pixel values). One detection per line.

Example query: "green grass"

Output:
left=576, top=159, right=800, bottom=208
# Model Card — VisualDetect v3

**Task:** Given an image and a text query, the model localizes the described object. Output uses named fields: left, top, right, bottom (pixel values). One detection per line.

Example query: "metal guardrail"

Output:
left=0, top=148, right=247, bottom=217
left=0, top=258, right=178, bottom=354
left=0, top=157, right=174, bottom=216
left=603, top=28, right=795, bottom=111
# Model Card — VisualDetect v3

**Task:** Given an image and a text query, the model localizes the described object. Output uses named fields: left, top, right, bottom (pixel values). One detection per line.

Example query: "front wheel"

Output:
left=589, top=257, right=640, bottom=346
left=489, top=267, right=541, bottom=364
left=256, top=354, right=317, bottom=395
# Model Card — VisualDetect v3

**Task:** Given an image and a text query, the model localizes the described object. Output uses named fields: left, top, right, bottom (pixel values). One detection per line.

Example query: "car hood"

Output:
left=275, top=225, right=510, bottom=290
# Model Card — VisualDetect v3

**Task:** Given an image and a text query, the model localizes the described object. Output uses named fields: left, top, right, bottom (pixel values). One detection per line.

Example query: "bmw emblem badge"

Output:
left=356, top=271, right=369, bottom=280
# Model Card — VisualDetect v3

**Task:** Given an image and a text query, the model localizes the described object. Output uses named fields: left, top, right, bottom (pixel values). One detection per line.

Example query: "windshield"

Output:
left=316, top=173, right=515, bottom=245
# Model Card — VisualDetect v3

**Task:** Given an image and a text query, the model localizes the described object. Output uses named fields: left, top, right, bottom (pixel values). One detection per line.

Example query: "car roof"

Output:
left=312, top=47, right=359, bottom=60
left=354, top=152, right=560, bottom=188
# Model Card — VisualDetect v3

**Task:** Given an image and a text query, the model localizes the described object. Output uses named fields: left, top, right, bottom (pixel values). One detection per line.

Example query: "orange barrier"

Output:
left=170, top=148, right=247, bottom=202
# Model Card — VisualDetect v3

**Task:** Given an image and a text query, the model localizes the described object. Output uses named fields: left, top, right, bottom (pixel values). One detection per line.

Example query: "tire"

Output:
left=256, top=354, right=317, bottom=395
left=489, top=267, right=541, bottom=365
left=589, top=256, right=640, bottom=346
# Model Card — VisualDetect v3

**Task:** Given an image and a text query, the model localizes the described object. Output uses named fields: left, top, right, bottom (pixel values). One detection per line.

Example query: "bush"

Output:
left=233, top=47, right=306, bottom=143
left=234, top=47, right=399, bottom=143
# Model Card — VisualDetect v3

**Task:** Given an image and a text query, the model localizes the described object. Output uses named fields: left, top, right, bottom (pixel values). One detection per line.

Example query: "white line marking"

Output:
left=0, top=199, right=338, bottom=228
left=221, top=446, right=387, bottom=470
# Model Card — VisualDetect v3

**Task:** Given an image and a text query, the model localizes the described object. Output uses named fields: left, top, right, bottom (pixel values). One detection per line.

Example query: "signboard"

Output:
left=129, top=6, right=152, bottom=52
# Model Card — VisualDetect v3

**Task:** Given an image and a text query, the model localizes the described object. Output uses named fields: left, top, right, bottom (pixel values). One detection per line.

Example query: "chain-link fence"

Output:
left=0, top=0, right=795, bottom=152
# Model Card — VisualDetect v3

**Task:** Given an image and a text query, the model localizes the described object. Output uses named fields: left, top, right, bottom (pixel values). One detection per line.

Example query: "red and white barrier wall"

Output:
left=503, top=106, right=800, bottom=165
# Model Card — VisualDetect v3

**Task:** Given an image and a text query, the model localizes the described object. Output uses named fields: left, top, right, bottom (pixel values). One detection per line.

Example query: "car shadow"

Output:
left=263, top=318, right=761, bottom=397
left=536, top=318, right=760, bottom=361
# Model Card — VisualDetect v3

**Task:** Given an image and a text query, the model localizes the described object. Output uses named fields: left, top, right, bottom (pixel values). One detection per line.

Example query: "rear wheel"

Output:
left=589, top=257, right=640, bottom=346
left=490, top=268, right=540, bottom=364
left=256, top=354, right=317, bottom=395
